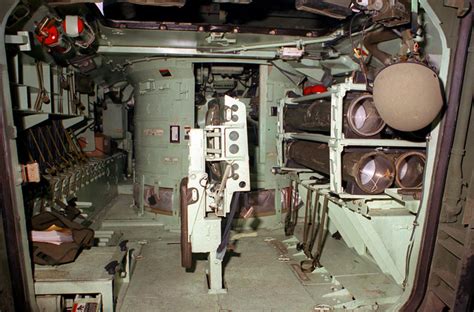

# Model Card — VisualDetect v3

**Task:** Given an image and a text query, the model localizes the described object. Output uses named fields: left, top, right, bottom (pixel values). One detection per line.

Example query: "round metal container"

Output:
left=127, top=59, right=195, bottom=217
left=394, top=151, right=426, bottom=188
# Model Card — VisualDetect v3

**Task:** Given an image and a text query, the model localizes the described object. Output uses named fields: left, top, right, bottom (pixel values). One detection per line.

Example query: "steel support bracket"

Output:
left=5, top=31, right=31, bottom=51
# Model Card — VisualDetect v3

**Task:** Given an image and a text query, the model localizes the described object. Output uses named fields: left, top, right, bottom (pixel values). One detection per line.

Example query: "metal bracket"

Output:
left=186, top=96, right=250, bottom=293
left=205, top=32, right=237, bottom=46
left=62, top=116, right=85, bottom=129
left=20, top=113, right=49, bottom=131
left=5, top=31, right=31, bottom=51
left=104, top=261, right=119, bottom=275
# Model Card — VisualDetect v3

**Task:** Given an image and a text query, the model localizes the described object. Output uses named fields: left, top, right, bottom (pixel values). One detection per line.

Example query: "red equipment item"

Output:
left=63, top=16, right=96, bottom=49
left=62, top=16, right=85, bottom=38
left=35, top=16, right=71, bottom=53
left=303, top=84, right=328, bottom=96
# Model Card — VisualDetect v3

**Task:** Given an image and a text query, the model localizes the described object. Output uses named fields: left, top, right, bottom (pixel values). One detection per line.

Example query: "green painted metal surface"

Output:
left=128, top=59, right=194, bottom=186
left=76, top=154, right=126, bottom=220
left=127, top=59, right=194, bottom=224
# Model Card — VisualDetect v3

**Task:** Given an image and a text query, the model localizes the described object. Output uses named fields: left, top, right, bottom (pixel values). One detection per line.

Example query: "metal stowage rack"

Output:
left=280, top=77, right=426, bottom=198
left=276, top=77, right=427, bottom=286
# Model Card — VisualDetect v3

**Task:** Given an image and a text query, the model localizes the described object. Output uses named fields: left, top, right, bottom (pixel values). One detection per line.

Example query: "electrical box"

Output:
left=103, top=101, right=127, bottom=139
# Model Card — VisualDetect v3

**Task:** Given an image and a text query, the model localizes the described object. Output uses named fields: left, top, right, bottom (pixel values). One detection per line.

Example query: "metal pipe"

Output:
left=98, top=46, right=277, bottom=59
left=394, top=151, right=426, bottom=188
left=180, top=177, right=192, bottom=269
left=443, top=31, right=474, bottom=219
left=217, top=192, right=241, bottom=258
left=284, top=100, right=332, bottom=132
left=138, top=174, right=145, bottom=216
left=345, top=151, right=395, bottom=194
left=213, top=29, right=344, bottom=53
left=401, top=6, right=473, bottom=311
left=288, top=90, right=333, bottom=103
left=285, top=94, right=385, bottom=137
left=287, top=141, right=395, bottom=194
left=287, top=141, right=330, bottom=174
left=346, top=94, right=386, bottom=137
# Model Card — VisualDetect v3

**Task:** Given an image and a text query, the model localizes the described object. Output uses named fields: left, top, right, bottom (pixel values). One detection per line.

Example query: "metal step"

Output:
left=436, top=269, right=457, bottom=290
left=438, top=236, right=464, bottom=259
left=95, top=230, right=123, bottom=247
left=439, top=224, right=466, bottom=244
left=433, top=280, right=455, bottom=308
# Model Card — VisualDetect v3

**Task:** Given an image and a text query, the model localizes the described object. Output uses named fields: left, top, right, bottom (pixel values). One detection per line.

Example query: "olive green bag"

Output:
left=31, top=211, right=94, bottom=265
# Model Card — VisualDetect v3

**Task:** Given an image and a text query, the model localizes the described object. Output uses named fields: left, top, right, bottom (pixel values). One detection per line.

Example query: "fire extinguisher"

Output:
left=62, top=15, right=97, bottom=54
left=35, top=16, right=75, bottom=57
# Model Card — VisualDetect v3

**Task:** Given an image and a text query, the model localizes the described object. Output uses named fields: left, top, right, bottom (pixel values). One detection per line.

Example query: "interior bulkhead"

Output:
left=0, top=0, right=472, bottom=311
